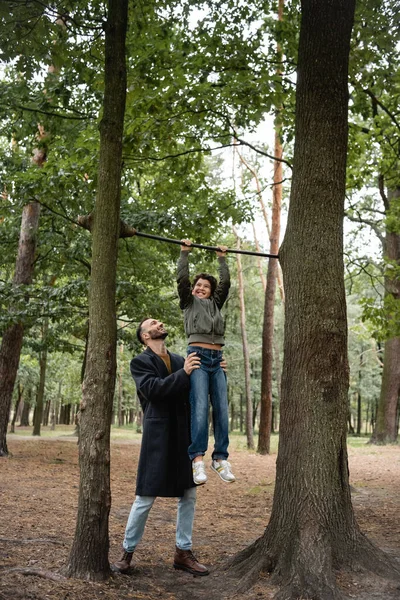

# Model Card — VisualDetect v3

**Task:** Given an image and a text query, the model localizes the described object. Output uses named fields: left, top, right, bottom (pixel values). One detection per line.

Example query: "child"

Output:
left=177, top=239, right=235, bottom=485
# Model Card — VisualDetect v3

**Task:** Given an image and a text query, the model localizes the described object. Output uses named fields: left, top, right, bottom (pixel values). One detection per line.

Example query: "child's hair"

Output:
left=192, top=273, right=217, bottom=296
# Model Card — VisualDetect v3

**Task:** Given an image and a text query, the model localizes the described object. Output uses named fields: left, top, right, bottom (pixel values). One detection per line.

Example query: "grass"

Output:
left=8, top=425, right=373, bottom=452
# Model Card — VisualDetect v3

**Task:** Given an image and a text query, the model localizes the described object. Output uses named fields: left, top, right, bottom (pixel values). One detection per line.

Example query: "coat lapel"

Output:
left=145, top=347, right=170, bottom=377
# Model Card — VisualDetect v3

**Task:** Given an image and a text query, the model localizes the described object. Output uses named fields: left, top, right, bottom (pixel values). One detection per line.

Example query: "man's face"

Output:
left=141, top=319, right=168, bottom=343
left=192, top=278, right=212, bottom=299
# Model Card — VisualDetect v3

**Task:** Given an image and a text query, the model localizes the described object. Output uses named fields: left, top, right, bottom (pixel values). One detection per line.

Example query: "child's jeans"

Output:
left=187, top=346, right=229, bottom=461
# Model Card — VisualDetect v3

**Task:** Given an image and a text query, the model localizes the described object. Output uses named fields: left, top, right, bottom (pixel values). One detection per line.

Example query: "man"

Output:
left=113, top=317, right=209, bottom=576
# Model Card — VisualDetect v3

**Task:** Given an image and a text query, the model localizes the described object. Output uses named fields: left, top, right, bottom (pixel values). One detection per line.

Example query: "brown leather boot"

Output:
left=113, top=549, right=134, bottom=573
left=173, top=546, right=209, bottom=576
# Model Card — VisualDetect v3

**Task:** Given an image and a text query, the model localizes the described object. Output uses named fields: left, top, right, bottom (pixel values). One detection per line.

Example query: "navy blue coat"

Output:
left=130, top=347, right=195, bottom=497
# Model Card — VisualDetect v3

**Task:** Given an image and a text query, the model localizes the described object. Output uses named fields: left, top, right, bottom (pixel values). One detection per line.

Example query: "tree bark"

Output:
left=117, top=343, right=123, bottom=427
left=227, top=2, right=399, bottom=598
left=371, top=336, right=400, bottom=443
left=33, top=318, right=48, bottom=437
left=258, top=113, right=283, bottom=454
left=233, top=227, right=254, bottom=449
left=370, top=189, right=400, bottom=444
left=20, top=388, right=31, bottom=427
left=66, top=0, right=128, bottom=580
left=356, top=350, right=363, bottom=435
left=10, top=383, right=24, bottom=434
left=0, top=201, right=40, bottom=456
left=258, top=0, right=284, bottom=455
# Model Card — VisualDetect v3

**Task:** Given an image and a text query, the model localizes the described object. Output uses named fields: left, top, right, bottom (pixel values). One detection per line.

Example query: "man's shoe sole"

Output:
left=173, top=563, right=209, bottom=576
left=210, top=464, right=236, bottom=483
left=111, top=564, right=132, bottom=574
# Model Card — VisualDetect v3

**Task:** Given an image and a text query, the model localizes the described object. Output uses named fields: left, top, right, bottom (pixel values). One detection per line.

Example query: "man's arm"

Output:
left=130, top=352, right=200, bottom=404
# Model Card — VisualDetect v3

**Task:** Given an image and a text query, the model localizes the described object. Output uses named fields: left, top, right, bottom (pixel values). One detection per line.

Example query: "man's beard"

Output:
left=149, top=330, right=168, bottom=340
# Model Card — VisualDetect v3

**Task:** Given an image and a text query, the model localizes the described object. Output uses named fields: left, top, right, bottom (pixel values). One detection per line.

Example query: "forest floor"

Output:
left=1, top=429, right=400, bottom=600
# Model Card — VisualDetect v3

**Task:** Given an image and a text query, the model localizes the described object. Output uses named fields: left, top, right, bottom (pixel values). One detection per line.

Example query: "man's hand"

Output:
left=184, top=351, right=201, bottom=375
left=216, top=244, right=228, bottom=257
left=181, top=239, right=192, bottom=252
left=220, top=357, right=227, bottom=373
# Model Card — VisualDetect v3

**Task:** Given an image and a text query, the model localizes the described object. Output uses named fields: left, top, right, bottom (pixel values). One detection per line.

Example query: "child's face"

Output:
left=192, top=278, right=212, bottom=299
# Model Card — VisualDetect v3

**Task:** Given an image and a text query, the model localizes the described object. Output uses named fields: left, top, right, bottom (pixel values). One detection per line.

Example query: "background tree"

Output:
left=0, top=201, right=40, bottom=456
left=346, top=0, right=400, bottom=443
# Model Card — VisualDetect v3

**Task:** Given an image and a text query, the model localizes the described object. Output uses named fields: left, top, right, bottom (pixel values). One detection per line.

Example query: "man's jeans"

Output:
left=187, top=346, right=229, bottom=461
left=123, top=487, right=197, bottom=552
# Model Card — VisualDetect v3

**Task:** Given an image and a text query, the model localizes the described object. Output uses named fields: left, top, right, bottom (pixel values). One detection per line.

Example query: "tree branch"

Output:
left=364, top=88, right=400, bottom=132
left=123, top=143, right=236, bottom=162
left=77, top=214, right=137, bottom=238
left=12, top=103, right=94, bottom=120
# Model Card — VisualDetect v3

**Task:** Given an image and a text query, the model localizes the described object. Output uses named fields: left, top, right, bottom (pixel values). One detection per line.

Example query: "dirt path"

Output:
left=0, top=437, right=399, bottom=600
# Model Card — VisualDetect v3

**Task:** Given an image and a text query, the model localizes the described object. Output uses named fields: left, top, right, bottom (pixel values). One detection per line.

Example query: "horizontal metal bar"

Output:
left=134, top=231, right=279, bottom=259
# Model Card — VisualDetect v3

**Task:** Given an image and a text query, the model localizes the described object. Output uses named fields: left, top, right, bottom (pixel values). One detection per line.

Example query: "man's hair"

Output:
left=136, top=317, right=151, bottom=344
left=192, top=273, right=217, bottom=296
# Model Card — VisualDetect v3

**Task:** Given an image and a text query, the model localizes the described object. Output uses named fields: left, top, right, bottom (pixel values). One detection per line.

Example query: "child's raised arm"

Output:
left=214, top=245, right=230, bottom=309
left=177, top=239, right=193, bottom=309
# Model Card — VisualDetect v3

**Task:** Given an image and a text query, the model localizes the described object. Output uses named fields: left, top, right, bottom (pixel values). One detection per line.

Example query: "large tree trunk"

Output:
left=227, top=2, right=400, bottom=598
left=0, top=201, right=40, bottom=457
left=66, top=0, right=128, bottom=580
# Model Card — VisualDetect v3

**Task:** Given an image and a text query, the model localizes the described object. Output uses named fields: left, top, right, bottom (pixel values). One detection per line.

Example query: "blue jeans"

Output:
left=187, top=346, right=229, bottom=461
left=123, top=487, right=197, bottom=552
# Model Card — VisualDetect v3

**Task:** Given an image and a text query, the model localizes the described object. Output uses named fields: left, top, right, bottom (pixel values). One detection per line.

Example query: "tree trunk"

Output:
left=0, top=201, right=40, bottom=456
left=33, top=319, right=48, bottom=437
left=20, top=389, right=31, bottom=427
left=233, top=228, right=254, bottom=449
left=258, top=0, right=284, bottom=456
left=66, top=0, right=128, bottom=580
left=118, top=343, right=123, bottom=427
left=371, top=337, right=400, bottom=443
left=356, top=351, right=362, bottom=435
left=135, top=395, right=142, bottom=434
left=370, top=189, right=400, bottom=444
left=227, top=2, right=399, bottom=598
left=10, top=383, right=24, bottom=434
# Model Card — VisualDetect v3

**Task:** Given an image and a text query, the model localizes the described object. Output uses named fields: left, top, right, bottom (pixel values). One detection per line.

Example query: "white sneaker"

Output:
left=211, top=460, right=236, bottom=483
left=192, top=460, right=207, bottom=485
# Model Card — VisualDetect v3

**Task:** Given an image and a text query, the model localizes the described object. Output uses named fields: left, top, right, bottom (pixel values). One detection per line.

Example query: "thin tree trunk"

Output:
left=356, top=350, right=363, bottom=435
left=118, top=343, right=123, bottom=427
left=253, top=224, right=283, bottom=427
left=371, top=337, right=400, bottom=443
left=258, top=130, right=283, bottom=454
left=0, top=201, right=40, bottom=456
left=10, top=383, right=24, bottom=434
left=233, top=227, right=254, bottom=449
left=257, top=0, right=284, bottom=455
left=136, top=395, right=142, bottom=434
left=370, top=189, right=400, bottom=443
left=66, top=0, right=128, bottom=580
left=33, top=319, right=48, bottom=437
left=20, top=388, right=31, bottom=427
